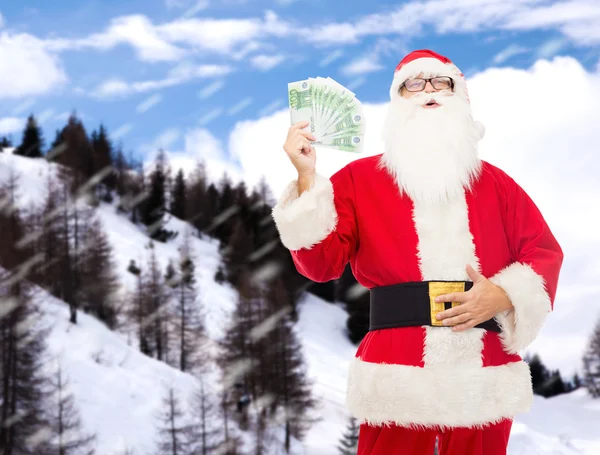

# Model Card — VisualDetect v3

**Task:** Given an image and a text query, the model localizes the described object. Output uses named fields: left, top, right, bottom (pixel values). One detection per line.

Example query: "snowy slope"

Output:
left=1, top=149, right=600, bottom=454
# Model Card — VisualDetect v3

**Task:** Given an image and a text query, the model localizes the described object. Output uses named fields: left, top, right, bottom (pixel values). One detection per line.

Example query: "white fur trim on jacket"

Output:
left=489, top=262, right=552, bottom=355
left=271, top=173, right=337, bottom=251
left=345, top=356, right=532, bottom=430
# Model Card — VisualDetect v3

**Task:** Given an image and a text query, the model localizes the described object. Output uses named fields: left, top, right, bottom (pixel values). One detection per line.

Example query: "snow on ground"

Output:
left=2, top=150, right=600, bottom=454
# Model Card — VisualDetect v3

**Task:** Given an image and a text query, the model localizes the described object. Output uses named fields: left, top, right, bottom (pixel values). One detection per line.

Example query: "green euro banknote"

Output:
left=288, top=77, right=365, bottom=154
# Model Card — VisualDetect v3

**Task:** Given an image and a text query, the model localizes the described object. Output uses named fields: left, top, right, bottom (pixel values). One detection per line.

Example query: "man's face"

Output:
left=399, top=73, right=454, bottom=109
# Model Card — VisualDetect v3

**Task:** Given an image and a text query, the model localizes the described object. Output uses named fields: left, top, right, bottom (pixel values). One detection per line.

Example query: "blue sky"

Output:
left=0, top=0, right=599, bottom=166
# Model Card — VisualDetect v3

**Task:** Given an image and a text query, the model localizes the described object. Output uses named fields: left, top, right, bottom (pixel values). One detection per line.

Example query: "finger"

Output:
left=294, top=138, right=309, bottom=152
left=441, top=312, right=472, bottom=326
left=452, top=319, right=477, bottom=332
left=436, top=304, right=470, bottom=320
left=435, top=292, right=469, bottom=303
left=297, top=130, right=317, bottom=141
left=291, top=120, right=310, bottom=130
left=466, top=264, right=485, bottom=283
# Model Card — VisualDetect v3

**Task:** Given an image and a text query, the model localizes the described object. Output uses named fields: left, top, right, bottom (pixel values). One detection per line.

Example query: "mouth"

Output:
left=423, top=99, right=441, bottom=109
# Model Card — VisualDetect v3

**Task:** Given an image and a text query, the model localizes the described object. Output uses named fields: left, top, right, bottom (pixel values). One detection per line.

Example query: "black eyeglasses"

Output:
left=400, top=77, right=454, bottom=92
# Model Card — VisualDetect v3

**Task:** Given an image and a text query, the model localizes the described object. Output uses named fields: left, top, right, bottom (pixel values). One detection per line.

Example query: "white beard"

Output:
left=378, top=90, right=484, bottom=205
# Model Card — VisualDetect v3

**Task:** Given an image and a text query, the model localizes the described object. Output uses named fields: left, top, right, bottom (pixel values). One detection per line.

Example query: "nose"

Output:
left=424, top=80, right=436, bottom=93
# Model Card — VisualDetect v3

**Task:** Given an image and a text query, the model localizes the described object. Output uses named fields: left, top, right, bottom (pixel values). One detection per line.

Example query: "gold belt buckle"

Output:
left=428, top=282, right=465, bottom=326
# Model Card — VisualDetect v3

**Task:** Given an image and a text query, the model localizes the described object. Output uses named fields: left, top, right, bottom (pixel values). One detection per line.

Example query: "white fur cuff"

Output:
left=490, top=262, right=552, bottom=354
left=271, top=173, right=338, bottom=251
left=345, top=357, right=532, bottom=429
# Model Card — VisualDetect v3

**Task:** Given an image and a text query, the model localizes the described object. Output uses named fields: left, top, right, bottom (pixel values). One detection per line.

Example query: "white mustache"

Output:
left=405, top=91, right=452, bottom=106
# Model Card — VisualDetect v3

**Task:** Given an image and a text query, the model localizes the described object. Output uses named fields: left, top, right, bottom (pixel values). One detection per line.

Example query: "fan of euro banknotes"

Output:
left=288, top=77, right=364, bottom=153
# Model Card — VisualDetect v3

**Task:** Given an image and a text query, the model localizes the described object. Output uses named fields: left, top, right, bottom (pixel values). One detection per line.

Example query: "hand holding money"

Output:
left=288, top=77, right=365, bottom=154
left=283, top=120, right=317, bottom=180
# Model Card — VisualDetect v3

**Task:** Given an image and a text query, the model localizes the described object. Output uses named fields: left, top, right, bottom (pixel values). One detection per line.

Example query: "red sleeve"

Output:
left=271, top=165, right=358, bottom=283
left=490, top=171, right=564, bottom=354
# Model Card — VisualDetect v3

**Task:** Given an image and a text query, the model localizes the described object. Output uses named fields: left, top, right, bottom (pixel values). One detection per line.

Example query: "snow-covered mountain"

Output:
left=1, top=148, right=600, bottom=454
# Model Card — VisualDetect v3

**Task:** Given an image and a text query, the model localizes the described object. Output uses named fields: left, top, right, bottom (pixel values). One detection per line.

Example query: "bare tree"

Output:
left=188, top=378, right=221, bottom=455
left=169, top=229, right=208, bottom=373
left=154, top=385, right=193, bottom=455
left=79, top=215, right=121, bottom=329
left=583, top=316, right=600, bottom=398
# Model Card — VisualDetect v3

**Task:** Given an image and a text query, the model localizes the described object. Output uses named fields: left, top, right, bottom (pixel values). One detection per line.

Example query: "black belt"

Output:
left=369, top=280, right=501, bottom=333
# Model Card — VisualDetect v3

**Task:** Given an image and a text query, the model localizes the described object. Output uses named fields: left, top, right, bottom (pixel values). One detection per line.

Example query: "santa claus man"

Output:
left=272, top=49, right=564, bottom=455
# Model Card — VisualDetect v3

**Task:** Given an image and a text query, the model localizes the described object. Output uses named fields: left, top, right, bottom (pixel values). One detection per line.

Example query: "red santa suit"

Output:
left=272, top=50, right=564, bottom=454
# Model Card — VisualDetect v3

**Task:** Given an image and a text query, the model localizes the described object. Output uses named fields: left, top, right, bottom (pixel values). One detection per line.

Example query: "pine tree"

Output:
left=172, top=230, right=207, bottom=373
left=144, top=241, right=170, bottom=361
left=264, top=278, right=317, bottom=451
left=583, top=317, right=600, bottom=397
left=48, top=128, right=65, bottom=160
left=140, top=150, right=173, bottom=241
left=154, top=385, right=193, bottom=455
left=53, top=113, right=95, bottom=198
left=35, top=174, right=64, bottom=298
left=127, top=259, right=152, bottom=356
left=186, top=160, right=209, bottom=231
left=79, top=215, right=121, bottom=329
left=337, top=415, right=359, bottom=455
left=213, top=172, right=237, bottom=241
left=90, top=124, right=116, bottom=201
left=0, top=136, right=12, bottom=151
left=221, top=218, right=254, bottom=287
left=45, top=358, right=97, bottom=454
left=525, top=353, right=550, bottom=395
left=14, top=114, right=44, bottom=158
left=170, top=169, right=187, bottom=221
left=218, top=268, right=262, bottom=416
left=0, top=173, right=54, bottom=454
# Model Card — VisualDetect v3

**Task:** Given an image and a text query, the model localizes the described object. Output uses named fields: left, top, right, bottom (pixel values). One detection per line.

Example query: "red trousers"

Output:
left=357, top=418, right=513, bottom=455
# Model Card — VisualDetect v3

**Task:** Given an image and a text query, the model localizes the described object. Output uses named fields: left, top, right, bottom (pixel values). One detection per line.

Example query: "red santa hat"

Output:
left=390, top=49, right=485, bottom=139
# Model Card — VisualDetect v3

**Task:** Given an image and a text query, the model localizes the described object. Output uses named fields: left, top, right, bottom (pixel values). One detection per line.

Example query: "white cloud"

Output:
left=258, top=99, right=284, bottom=117
left=145, top=127, right=242, bottom=185
left=112, top=123, right=134, bottom=140
left=319, top=50, right=344, bottom=67
left=12, top=99, right=35, bottom=116
left=136, top=93, right=163, bottom=113
left=228, top=97, right=253, bottom=116
left=92, top=64, right=232, bottom=98
left=198, top=80, right=225, bottom=99
left=302, top=0, right=600, bottom=46
left=493, top=44, right=529, bottom=64
left=45, top=11, right=291, bottom=62
left=536, top=38, right=567, bottom=60
left=155, top=128, right=181, bottom=150
left=0, top=117, right=25, bottom=135
left=340, top=55, right=384, bottom=76
left=227, top=55, right=600, bottom=375
left=157, top=13, right=281, bottom=54
left=198, top=107, right=224, bottom=126
left=0, top=32, right=67, bottom=99
left=94, top=79, right=130, bottom=97
left=46, top=15, right=186, bottom=62
left=346, top=76, right=367, bottom=91
left=231, top=41, right=262, bottom=61
left=38, top=109, right=55, bottom=124
left=179, top=0, right=210, bottom=19
left=249, top=54, right=285, bottom=71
